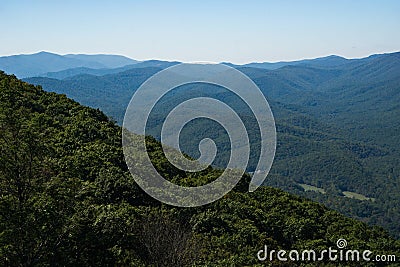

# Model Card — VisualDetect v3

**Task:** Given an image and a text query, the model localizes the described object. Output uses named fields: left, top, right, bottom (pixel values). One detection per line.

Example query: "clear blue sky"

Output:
left=1, top=0, right=399, bottom=63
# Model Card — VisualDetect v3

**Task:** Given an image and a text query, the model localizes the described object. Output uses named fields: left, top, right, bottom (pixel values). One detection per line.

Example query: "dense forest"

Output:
left=24, top=52, right=400, bottom=239
left=1, top=72, right=400, bottom=266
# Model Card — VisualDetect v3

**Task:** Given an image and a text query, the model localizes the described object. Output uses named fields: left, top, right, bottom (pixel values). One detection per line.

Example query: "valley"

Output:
left=1, top=71, right=399, bottom=265
left=18, top=51, right=400, bottom=238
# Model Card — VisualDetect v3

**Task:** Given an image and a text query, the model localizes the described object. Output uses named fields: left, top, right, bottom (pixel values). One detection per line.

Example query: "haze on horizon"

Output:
left=1, top=0, right=399, bottom=64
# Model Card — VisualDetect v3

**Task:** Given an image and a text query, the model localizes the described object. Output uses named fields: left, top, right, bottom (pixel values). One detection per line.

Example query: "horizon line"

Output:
left=0, top=49, right=399, bottom=65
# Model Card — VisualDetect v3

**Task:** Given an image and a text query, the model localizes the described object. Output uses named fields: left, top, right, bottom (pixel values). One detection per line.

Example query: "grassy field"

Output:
left=298, top=183, right=326, bottom=194
left=342, top=191, right=376, bottom=202
left=299, top=183, right=375, bottom=202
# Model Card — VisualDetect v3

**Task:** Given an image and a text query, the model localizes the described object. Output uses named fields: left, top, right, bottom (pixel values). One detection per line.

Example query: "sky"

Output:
left=1, top=0, right=399, bottom=64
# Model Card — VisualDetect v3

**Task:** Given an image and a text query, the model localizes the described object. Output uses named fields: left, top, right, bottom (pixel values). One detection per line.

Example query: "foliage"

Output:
left=24, top=53, right=400, bottom=238
left=1, top=72, right=400, bottom=266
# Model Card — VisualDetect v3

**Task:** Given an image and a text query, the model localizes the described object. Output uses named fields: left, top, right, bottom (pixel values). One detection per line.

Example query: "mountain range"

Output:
left=0, top=51, right=138, bottom=78
left=0, top=51, right=386, bottom=79
left=1, top=71, right=400, bottom=266
left=2, top=51, right=400, bottom=239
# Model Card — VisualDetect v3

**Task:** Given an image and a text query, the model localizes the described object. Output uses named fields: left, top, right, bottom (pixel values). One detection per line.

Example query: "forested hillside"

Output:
left=24, top=52, right=400, bottom=239
left=1, top=72, right=399, bottom=266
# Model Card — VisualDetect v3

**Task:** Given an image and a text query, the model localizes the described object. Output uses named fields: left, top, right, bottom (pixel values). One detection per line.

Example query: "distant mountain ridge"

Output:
left=0, top=51, right=138, bottom=78
left=63, top=53, right=138, bottom=68
left=38, top=60, right=180, bottom=80
left=2, top=51, right=398, bottom=79
left=241, top=55, right=350, bottom=69
left=224, top=52, right=399, bottom=70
